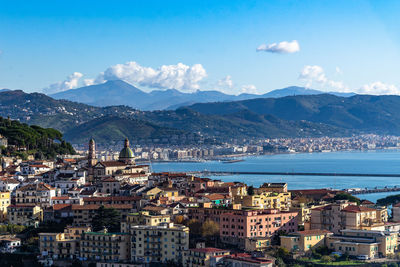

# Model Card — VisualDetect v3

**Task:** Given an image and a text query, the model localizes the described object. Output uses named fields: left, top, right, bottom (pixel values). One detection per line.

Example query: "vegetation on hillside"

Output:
left=377, top=194, right=400, bottom=206
left=8, top=90, right=400, bottom=145
left=91, top=206, right=121, bottom=232
left=0, top=116, right=75, bottom=159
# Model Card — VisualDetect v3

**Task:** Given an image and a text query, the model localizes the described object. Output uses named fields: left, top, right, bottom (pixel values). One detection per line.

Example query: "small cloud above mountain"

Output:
left=42, top=72, right=83, bottom=94
left=359, top=81, right=400, bottom=95
left=256, top=40, right=300, bottom=54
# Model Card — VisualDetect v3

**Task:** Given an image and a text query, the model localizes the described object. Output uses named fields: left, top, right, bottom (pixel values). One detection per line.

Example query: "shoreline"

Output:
left=137, top=146, right=400, bottom=164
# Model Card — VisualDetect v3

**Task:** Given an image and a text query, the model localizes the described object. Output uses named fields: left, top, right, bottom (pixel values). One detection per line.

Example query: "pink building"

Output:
left=220, top=209, right=298, bottom=247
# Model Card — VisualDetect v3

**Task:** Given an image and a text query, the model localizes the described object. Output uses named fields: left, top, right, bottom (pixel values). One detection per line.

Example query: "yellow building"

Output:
left=310, top=201, right=386, bottom=234
left=129, top=222, right=189, bottom=265
left=234, top=191, right=291, bottom=211
left=184, top=247, right=230, bottom=267
left=341, top=205, right=386, bottom=231
left=244, top=237, right=271, bottom=252
left=257, top=183, right=288, bottom=193
left=80, top=229, right=131, bottom=262
left=142, top=187, right=162, bottom=200
left=280, top=229, right=333, bottom=253
left=15, top=182, right=56, bottom=208
left=121, top=211, right=170, bottom=232
left=38, top=226, right=90, bottom=260
left=7, top=204, right=43, bottom=227
left=326, top=229, right=398, bottom=258
left=0, top=191, right=10, bottom=222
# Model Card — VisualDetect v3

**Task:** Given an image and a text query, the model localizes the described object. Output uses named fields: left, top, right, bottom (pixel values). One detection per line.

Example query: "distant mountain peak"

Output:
left=48, top=80, right=355, bottom=110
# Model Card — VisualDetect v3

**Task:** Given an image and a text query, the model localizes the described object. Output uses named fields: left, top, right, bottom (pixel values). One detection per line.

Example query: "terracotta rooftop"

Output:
left=71, top=204, right=132, bottom=210
left=204, top=193, right=226, bottom=201
left=53, top=204, right=72, bottom=211
left=361, top=200, right=375, bottom=205
left=52, top=196, right=70, bottom=200
left=83, top=196, right=141, bottom=202
left=143, top=205, right=168, bottom=212
left=295, top=229, right=333, bottom=235
left=190, top=247, right=229, bottom=253
left=341, top=205, right=376, bottom=213
left=97, top=161, right=127, bottom=167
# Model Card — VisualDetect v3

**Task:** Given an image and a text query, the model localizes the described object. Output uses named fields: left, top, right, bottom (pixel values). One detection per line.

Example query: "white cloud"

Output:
left=335, top=67, right=343, bottom=75
left=43, top=72, right=83, bottom=94
left=299, top=65, right=347, bottom=91
left=257, top=40, right=300, bottom=54
left=217, top=75, right=234, bottom=89
left=83, top=78, right=95, bottom=86
left=94, top=61, right=207, bottom=92
left=240, top=84, right=258, bottom=94
left=359, top=82, right=400, bottom=95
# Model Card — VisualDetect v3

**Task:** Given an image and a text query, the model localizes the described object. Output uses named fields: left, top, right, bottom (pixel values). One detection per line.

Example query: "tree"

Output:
left=201, top=220, right=219, bottom=237
left=320, top=255, right=332, bottom=263
left=174, top=215, right=185, bottom=224
left=334, top=193, right=360, bottom=205
left=247, top=185, right=255, bottom=196
left=275, top=247, right=290, bottom=259
left=275, top=257, right=286, bottom=267
left=91, top=206, right=121, bottom=232
left=186, top=219, right=202, bottom=235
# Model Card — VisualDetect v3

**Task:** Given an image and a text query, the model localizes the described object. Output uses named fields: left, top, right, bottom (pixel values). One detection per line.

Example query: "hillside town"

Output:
left=1, top=138, right=400, bottom=266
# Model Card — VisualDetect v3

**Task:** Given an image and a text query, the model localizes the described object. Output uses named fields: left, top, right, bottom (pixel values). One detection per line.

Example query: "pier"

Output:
left=345, top=187, right=400, bottom=195
left=189, top=170, right=400, bottom=178
left=186, top=170, right=400, bottom=196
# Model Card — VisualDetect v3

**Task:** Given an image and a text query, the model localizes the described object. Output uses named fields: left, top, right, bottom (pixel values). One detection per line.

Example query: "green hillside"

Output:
left=63, top=116, right=189, bottom=144
left=0, top=116, right=75, bottom=159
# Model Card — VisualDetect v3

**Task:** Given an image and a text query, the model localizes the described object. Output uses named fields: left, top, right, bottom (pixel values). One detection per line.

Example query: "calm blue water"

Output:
left=152, top=149, right=400, bottom=203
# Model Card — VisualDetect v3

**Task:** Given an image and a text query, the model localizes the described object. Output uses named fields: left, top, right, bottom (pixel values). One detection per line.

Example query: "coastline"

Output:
left=137, top=146, right=400, bottom=164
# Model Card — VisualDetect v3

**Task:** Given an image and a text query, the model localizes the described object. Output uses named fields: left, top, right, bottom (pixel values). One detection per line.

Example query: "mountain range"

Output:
left=50, top=80, right=355, bottom=110
left=3, top=88, right=400, bottom=145
left=0, top=89, right=352, bottom=144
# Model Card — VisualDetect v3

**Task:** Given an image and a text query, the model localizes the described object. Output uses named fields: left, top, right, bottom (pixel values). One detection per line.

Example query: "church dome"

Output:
left=119, top=138, right=134, bottom=161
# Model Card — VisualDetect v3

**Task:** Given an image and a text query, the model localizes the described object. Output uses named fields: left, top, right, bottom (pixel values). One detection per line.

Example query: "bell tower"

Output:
left=88, top=138, right=97, bottom=167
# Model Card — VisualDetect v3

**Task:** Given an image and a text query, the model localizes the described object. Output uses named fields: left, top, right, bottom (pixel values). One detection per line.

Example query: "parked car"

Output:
left=356, top=255, right=369, bottom=260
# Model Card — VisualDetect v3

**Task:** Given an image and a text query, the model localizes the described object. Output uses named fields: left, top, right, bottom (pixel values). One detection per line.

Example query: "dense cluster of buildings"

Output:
left=1, top=138, right=400, bottom=266
left=73, top=134, right=400, bottom=162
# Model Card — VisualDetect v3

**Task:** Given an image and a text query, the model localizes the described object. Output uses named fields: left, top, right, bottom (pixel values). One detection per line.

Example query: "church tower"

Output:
left=88, top=138, right=97, bottom=167
left=119, top=138, right=135, bottom=164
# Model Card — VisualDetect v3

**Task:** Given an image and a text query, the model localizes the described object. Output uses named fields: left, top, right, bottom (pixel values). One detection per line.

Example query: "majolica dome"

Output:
left=119, top=138, right=134, bottom=161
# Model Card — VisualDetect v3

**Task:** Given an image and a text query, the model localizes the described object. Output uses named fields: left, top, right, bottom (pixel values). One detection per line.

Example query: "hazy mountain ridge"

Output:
left=50, top=80, right=355, bottom=110
left=187, top=94, right=400, bottom=135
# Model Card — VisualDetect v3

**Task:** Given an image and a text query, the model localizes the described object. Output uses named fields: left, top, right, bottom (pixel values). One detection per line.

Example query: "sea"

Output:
left=151, top=149, right=400, bottom=203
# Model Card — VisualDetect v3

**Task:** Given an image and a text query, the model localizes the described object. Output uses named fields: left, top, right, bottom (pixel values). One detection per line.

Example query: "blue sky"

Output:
left=1, top=0, right=400, bottom=95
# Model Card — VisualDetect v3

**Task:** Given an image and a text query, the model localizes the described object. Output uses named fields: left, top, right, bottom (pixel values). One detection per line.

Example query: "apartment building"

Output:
left=72, top=204, right=133, bottom=226
left=326, top=229, right=398, bottom=258
left=0, top=191, right=10, bottom=222
left=7, top=204, right=43, bottom=227
left=310, top=201, right=387, bottom=234
left=256, top=183, right=288, bottom=193
left=80, top=230, right=131, bottom=262
left=121, top=211, right=170, bottom=232
left=83, top=196, right=142, bottom=210
left=280, top=229, right=333, bottom=253
left=39, top=226, right=90, bottom=260
left=219, top=209, right=298, bottom=248
left=392, top=202, right=400, bottom=222
left=129, top=222, right=189, bottom=265
left=234, top=192, right=291, bottom=211
left=15, top=182, right=56, bottom=208
left=184, top=247, right=230, bottom=267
